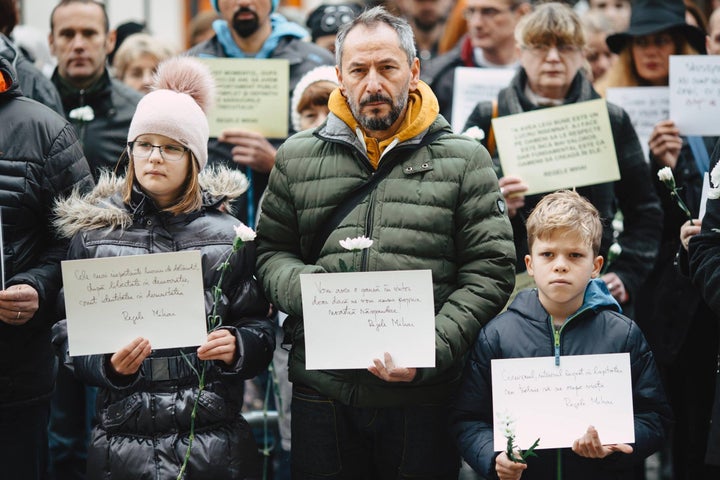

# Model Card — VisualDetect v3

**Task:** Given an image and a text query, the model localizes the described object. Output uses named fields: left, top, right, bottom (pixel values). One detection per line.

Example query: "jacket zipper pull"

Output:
left=554, top=327, right=561, bottom=366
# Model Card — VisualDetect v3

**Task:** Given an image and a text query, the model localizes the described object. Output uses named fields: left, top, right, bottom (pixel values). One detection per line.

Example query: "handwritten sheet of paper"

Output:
left=200, top=58, right=289, bottom=138
left=451, top=67, right=516, bottom=133
left=491, top=353, right=635, bottom=450
left=61, top=251, right=207, bottom=356
left=299, top=270, right=435, bottom=370
left=606, top=87, right=669, bottom=160
left=492, top=99, right=620, bottom=196
left=670, top=55, right=720, bottom=136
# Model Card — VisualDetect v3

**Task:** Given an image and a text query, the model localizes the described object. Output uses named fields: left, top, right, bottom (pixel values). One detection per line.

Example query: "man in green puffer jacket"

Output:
left=256, top=6, right=516, bottom=479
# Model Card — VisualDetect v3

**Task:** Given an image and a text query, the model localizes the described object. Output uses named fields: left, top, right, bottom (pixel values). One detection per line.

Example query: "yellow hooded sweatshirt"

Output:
left=328, top=80, right=440, bottom=170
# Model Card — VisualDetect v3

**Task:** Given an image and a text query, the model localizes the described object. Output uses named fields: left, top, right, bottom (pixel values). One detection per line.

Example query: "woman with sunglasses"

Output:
left=52, top=57, right=274, bottom=479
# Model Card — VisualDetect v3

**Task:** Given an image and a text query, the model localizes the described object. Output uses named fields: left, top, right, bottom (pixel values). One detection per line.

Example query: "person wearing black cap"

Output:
left=306, top=1, right=364, bottom=54
left=598, top=1, right=720, bottom=479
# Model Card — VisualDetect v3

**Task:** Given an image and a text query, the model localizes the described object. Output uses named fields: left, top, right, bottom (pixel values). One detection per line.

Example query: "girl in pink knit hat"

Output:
left=52, top=56, right=274, bottom=479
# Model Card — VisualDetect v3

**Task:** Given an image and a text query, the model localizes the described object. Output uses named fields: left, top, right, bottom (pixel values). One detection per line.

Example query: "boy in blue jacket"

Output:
left=451, top=190, right=671, bottom=479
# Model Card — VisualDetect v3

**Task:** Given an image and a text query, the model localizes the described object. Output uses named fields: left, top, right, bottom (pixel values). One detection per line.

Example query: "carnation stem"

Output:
left=177, top=239, right=241, bottom=478
left=671, top=191, right=695, bottom=226
left=177, top=364, right=206, bottom=480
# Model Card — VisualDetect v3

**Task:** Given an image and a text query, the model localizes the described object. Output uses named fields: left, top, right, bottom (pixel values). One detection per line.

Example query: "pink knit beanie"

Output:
left=127, top=56, right=215, bottom=170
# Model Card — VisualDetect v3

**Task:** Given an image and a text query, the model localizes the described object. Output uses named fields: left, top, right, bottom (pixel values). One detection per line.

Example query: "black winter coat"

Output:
left=451, top=283, right=672, bottom=480
left=51, top=69, right=142, bottom=180
left=463, top=70, right=663, bottom=300
left=636, top=135, right=717, bottom=364
left=52, top=170, right=274, bottom=479
left=0, top=58, right=93, bottom=407
left=689, top=139, right=720, bottom=465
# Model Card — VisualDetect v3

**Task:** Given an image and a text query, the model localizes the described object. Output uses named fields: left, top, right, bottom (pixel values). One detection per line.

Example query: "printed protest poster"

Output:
left=451, top=67, right=516, bottom=133
left=300, top=270, right=435, bottom=370
left=200, top=58, right=289, bottom=138
left=61, top=251, right=207, bottom=356
left=492, top=99, right=620, bottom=195
left=669, top=55, right=720, bottom=136
left=492, top=353, right=634, bottom=450
left=606, top=87, right=668, bottom=160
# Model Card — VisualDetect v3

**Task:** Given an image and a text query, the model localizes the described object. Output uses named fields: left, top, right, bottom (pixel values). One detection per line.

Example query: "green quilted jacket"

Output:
left=256, top=112, right=516, bottom=407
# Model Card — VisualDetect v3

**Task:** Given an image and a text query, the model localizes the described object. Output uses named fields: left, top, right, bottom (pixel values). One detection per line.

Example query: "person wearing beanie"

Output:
left=598, top=1, right=720, bottom=478
left=290, top=64, right=339, bottom=131
left=51, top=56, right=275, bottom=480
left=187, top=0, right=334, bottom=229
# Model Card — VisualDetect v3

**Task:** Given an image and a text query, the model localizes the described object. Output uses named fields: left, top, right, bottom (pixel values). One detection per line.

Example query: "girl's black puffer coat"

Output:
left=52, top=168, right=274, bottom=480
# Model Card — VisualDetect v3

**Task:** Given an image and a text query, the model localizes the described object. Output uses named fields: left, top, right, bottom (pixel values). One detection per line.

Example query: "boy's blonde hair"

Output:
left=515, top=2, right=585, bottom=50
left=526, top=190, right=602, bottom=255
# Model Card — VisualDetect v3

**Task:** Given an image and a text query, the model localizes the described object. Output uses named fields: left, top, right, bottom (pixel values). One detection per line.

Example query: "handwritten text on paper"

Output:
left=492, top=353, right=635, bottom=450
left=61, top=251, right=207, bottom=356
left=300, top=270, right=435, bottom=370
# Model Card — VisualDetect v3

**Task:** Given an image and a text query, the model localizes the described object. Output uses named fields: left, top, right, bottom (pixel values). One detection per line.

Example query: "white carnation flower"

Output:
left=233, top=223, right=256, bottom=242
left=462, top=126, right=486, bottom=141
left=68, top=106, right=95, bottom=122
left=709, top=162, right=720, bottom=199
left=339, top=235, right=373, bottom=251
left=657, top=166, right=673, bottom=184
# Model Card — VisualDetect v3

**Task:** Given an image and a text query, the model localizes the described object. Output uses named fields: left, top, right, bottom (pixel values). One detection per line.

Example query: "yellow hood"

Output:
left=328, top=80, right=440, bottom=169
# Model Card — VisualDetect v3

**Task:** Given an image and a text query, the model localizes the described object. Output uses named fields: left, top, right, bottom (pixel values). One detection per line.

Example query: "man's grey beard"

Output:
left=350, top=92, right=408, bottom=132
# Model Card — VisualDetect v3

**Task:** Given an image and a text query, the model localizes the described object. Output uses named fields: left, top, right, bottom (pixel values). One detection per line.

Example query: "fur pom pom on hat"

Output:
left=127, top=56, right=215, bottom=170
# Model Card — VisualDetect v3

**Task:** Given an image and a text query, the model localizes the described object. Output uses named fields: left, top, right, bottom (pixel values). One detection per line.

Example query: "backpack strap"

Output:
left=487, top=100, right=499, bottom=157
left=306, top=129, right=449, bottom=264
left=469, top=100, right=499, bottom=156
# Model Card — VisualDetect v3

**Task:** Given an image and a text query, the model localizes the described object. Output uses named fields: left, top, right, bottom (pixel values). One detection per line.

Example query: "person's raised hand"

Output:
left=218, top=128, right=276, bottom=173
left=499, top=175, right=528, bottom=218
left=680, top=219, right=701, bottom=251
left=601, top=272, right=629, bottom=304
left=648, top=120, right=682, bottom=169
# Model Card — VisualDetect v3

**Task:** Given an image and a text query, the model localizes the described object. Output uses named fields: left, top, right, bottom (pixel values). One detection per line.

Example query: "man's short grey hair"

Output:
left=335, top=6, right=417, bottom=68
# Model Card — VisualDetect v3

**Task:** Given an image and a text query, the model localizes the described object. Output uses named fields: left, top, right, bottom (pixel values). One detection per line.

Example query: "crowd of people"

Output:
left=2, top=0, right=720, bottom=479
